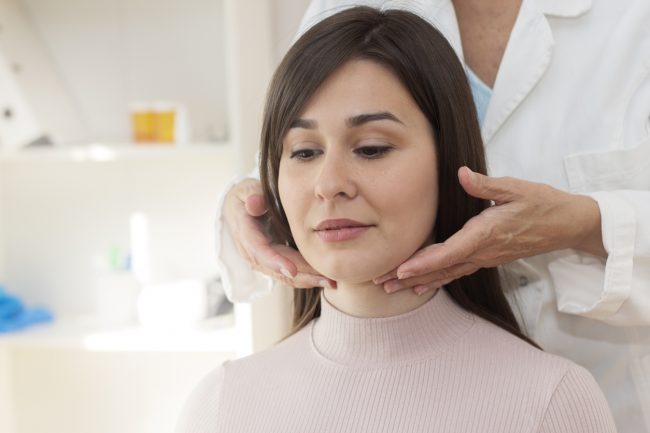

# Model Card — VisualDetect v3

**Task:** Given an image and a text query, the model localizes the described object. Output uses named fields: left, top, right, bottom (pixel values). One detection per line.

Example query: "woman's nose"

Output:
left=313, top=153, right=358, bottom=201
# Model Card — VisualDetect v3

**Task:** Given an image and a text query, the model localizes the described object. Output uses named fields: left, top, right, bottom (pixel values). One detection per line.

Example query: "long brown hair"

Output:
left=260, top=6, right=539, bottom=348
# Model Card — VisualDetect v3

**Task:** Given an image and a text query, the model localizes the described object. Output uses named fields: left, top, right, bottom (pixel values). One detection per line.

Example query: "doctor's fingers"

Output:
left=413, top=277, right=456, bottom=295
left=373, top=268, right=398, bottom=285
left=231, top=195, right=335, bottom=289
left=244, top=193, right=269, bottom=217
left=272, top=245, right=336, bottom=289
left=235, top=209, right=297, bottom=278
left=249, top=244, right=336, bottom=290
left=226, top=180, right=337, bottom=289
left=233, top=178, right=267, bottom=213
left=223, top=178, right=272, bottom=264
left=457, top=166, right=523, bottom=205
left=258, top=267, right=333, bottom=289
left=395, top=219, right=488, bottom=280
left=223, top=180, right=296, bottom=277
left=252, top=265, right=335, bottom=290
left=383, top=262, right=479, bottom=294
left=375, top=240, right=475, bottom=285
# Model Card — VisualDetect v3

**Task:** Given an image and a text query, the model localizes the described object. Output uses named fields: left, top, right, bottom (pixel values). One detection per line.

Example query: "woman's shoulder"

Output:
left=462, top=316, right=616, bottom=431
left=175, top=363, right=228, bottom=433
left=466, top=314, right=574, bottom=372
left=457, top=315, right=578, bottom=393
left=464, top=317, right=615, bottom=422
left=174, top=325, right=313, bottom=433
left=537, top=362, right=618, bottom=432
left=199, top=322, right=314, bottom=393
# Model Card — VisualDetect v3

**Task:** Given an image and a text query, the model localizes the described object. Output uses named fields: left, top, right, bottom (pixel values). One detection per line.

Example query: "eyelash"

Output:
left=289, top=146, right=393, bottom=161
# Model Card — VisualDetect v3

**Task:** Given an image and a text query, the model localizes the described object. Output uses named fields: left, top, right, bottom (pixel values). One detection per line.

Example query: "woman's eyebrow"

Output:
left=346, top=111, right=403, bottom=127
left=288, top=111, right=403, bottom=130
left=289, top=118, right=317, bottom=129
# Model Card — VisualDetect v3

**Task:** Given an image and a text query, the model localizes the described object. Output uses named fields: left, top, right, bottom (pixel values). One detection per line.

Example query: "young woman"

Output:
left=176, top=7, right=616, bottom=433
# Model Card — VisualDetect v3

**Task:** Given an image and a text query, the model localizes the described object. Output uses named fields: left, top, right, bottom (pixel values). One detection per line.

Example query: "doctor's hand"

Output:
left=374, top=167, right=606, bottom=296
left=223, top=178, right=336, bottom=289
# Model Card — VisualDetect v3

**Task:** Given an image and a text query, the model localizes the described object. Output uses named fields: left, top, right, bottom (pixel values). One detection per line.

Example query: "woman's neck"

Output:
left=323, top=281, right=437, bottom=318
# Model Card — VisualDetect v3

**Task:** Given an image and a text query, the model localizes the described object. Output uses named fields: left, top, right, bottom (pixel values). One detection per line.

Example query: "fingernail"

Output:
left=280, top=268, right=293, bottom=279
left=467, top=167, right=477, bottom=182
left=319, top=279, right=331, bottom=289
left=385, top=281, right=400, bottom=293
left=414, top=285, right=428, bottom=295
left=374, top=275, right=391, bottom=285
left=397, top=271, right=413, bottom=280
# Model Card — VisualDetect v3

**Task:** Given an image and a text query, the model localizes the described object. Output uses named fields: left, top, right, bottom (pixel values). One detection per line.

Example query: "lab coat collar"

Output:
left=480, top=0, right=555, bottom=143
left=536, top=0, right=593, bottom=18
left=402, top=0, right=464, bottom=60
left=405, top=0, right=591, bottom=143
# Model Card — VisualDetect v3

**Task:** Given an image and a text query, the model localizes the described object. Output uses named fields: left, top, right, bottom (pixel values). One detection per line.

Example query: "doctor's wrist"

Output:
left=570, top=194, right=607, bottom=258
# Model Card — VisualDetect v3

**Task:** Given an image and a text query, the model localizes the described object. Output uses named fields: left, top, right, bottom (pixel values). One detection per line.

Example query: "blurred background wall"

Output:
left=0, top=0, right=311, bottom=432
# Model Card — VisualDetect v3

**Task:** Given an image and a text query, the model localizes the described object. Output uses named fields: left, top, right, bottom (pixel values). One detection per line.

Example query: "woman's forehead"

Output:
left=294, top=59, right=421, bottom=128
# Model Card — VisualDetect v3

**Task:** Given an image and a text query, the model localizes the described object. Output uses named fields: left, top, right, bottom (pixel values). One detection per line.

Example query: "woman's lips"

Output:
left=315, top=225, right=373, bottom=242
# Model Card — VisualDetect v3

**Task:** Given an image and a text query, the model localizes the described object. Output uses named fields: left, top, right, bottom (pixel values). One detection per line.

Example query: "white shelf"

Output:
left=0, top=141, right=234, bottom=163
left=0, top=313, right=240, bottom=353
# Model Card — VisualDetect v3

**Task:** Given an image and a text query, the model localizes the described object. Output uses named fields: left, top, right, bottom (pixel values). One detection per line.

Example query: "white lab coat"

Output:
left=215, top=0, right=650, bottom=431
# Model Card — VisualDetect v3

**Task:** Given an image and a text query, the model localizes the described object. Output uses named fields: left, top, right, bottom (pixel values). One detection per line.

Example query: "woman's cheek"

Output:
left=279, top=174, right=310, bottom=249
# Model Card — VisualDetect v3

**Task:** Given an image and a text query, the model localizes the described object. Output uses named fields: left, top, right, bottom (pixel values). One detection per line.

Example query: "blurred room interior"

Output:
left=0, top=1, right=309, bottom=431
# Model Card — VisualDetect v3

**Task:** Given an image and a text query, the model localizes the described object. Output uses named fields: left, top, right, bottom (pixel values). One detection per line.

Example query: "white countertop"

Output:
left=0, top=313, right=239, bottom=353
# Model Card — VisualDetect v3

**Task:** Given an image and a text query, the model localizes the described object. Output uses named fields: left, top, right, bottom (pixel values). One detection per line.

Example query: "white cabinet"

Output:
left=0, top=316, right=238, bottom=433
left=5, top=346, right=234, bottom=433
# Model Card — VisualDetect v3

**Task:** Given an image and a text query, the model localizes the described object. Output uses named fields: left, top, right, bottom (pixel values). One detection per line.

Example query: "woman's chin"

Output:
left=304, top=248, right=418, bottom=286
left=313, top=262, right=386, bottom=285
left=303, top=253, right=409, bottom=284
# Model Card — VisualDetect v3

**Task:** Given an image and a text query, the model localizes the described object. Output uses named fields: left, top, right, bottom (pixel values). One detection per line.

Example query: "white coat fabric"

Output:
left=214, top=1, right=650, bottom=431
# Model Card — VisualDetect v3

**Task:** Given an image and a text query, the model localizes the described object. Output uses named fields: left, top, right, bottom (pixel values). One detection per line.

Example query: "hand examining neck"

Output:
left=323, top=281, right=437, bottom=318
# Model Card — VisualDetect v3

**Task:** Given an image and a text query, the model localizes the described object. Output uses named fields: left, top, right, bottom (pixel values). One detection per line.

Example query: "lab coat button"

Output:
left=518, top=275, right=529, bottom=287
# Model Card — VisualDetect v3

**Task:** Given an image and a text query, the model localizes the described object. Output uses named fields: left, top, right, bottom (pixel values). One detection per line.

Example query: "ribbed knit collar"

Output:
left=311, top=289, right=475, bottom=368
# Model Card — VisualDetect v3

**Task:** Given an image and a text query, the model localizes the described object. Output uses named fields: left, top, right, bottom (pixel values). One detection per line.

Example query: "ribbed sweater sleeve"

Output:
left=538, top=365, right=618, bottom=433
left=175, top=363, right=227, bottom=433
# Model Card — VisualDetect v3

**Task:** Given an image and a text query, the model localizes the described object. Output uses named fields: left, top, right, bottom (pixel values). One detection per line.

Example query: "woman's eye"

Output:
left=355, top=146, right=392, bottom=159
left=289, top=149, right=320, bottom=160
left=289, top=146, right=391, bottom=160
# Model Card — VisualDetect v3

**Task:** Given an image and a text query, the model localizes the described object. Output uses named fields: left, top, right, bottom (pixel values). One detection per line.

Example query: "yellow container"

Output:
left=131, top=101, right=188, bottom=144
left=130, top=103, right=155, bottom=143
left=152, top=104, right=176, bottom=143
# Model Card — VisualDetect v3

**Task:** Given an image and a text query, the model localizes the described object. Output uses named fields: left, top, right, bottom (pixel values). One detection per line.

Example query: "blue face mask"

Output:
left=465, top=67, right=492, bottom=128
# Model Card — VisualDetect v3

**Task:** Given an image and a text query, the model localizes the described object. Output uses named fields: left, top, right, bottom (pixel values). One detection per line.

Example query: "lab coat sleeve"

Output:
left=214, top=164, right=274, bottom=304
left=548, top=133, right=650, bottom=326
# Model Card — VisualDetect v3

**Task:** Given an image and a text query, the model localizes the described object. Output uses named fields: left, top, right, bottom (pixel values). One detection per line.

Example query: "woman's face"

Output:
left=278, top=59, right=438, bottom=283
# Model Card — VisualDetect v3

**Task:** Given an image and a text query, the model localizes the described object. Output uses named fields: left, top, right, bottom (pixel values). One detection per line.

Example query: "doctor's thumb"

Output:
left=457, top=166, right=515, bottom=205
left=245, top=193, right=269, bottom=217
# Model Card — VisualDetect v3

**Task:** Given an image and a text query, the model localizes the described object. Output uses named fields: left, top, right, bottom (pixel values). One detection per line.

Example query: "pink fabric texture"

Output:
left=176, top=289, right=617, bottom=432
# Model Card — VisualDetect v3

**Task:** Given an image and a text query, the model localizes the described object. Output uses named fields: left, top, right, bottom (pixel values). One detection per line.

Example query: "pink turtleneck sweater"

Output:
left=176, top=289, right=617, bottom=432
